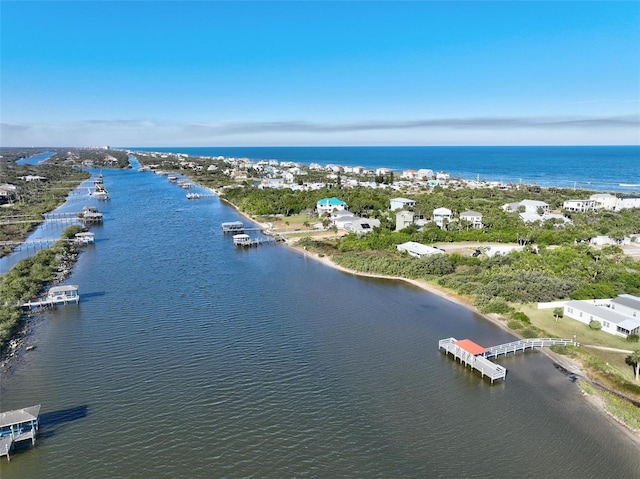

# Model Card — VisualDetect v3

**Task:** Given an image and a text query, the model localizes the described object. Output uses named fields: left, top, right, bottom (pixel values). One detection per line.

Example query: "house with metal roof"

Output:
left=459, top=210, right=483, bottom=228
left=389, top=197, right=416, bottom=211
left=396, top=241, right=444, bottom=258
left=609, top=294, right=640, bottom=319
left=564, top=300, right=640, bottom=338
left=316, top=197, right=347, bottom=217
left=432, top=207, right=452, bottom=228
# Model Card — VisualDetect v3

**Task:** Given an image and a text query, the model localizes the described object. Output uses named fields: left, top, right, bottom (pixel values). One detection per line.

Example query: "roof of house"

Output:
left=390, top=197, right=415, bottom=203
left=610, top=294, right=640, bottom=311
left=396, top=241, right=443, bottom=256
left=317, top=197, right=346, bottom=206
left=0, top=405, right=41, bottom=428
left=565, top=300, right=639, bottom=326
left=460, top=210, right=482, bottom=217
left=433, top=207, right=452, bottom=215
left=454, top=339, right=487, bottom=356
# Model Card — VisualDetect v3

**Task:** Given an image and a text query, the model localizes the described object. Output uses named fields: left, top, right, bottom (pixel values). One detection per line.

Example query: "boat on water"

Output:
left=186, top=193, right=200, bottom=199
left=619, top=183, right=640, bottom=187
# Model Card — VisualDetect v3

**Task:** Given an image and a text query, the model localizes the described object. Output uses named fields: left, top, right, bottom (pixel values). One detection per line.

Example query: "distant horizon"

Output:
left=4, top=143, right=640, bottom=150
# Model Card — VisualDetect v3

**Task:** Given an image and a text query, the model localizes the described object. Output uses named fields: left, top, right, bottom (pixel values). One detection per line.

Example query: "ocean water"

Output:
left=128, top=145, right=640, bottom=193
left=1, top=161, right=639, bottom=478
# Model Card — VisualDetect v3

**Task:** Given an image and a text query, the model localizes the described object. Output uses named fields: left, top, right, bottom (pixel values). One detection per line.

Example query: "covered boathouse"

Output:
left=439, top=338, right=507, bottom=383
left=0, top=405, right=41, bottom=461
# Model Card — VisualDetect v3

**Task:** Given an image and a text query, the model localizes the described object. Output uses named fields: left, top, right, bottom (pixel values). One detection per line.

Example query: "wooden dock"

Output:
left=232, top=234, right=275, bottom=247
left=0, top=405, right=41, bottom=462
left=439, top=338, right=507, bottom=383
left=439, top=337, right=579, bottom=383
left=22, top=285, right=80, bottom=310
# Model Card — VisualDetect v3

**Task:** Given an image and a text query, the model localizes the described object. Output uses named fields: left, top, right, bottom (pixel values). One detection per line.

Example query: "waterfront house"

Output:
left=396, top=241, right=443, bottom=258
left=590, top=193, right=617, bottom=210
left=345, top=218, right=380, bottom=236
left=401, top=169, right=417, bottom=179
left=317, top=197, right=348, bottom=217
left=390, top=197, right=416, bottom=211
left=416, top=168, right=435, bottom=179
left=432, top=207, right=453, bottom=228
left=459, top=210, right=483, bottom=228
left=615, top=196, right=640, bottom=211
left=563, top=300, right=640, bottom=338
left=609, top=294, right=640, bottom=319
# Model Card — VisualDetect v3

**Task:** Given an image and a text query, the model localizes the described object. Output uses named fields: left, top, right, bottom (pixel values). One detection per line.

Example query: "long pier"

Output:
left=439, top=337, right=578, bottom=383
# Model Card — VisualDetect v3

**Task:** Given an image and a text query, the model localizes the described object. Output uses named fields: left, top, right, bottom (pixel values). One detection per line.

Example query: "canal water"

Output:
left=1, top=164, right=638, bottom=478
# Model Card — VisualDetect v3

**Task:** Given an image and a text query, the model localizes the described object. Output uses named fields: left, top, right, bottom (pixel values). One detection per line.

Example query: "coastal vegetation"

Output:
left=0, top=226, right=80, bottom=350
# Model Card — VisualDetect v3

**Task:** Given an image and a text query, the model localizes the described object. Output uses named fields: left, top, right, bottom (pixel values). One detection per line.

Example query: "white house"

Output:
left=609, top=294, right=640, bottom=319
left=590, top=193, right=617, bottom=210
left=615, top=196, right=640, bottom=211
left=401, top=169, right=417, bottom=179
left=459, top=210, right=483, bottom=228
left=563, top=199, right=596, bottom=212
left=395, top=210, right=414, bottom=231
left=317, top=197, right=347, bottom=216
left=416, top=168, right=435, bottom=179
left=502, top=199, right=550, bottom=214
left=390, top=197, right=416, bottom=211
left=564, top=300, right=640, bottom=338
left=396, top=241, right=444, bottom=258
left=432, top=207, right=453, bottom=228
left=345, top=218, right=380, bottom=235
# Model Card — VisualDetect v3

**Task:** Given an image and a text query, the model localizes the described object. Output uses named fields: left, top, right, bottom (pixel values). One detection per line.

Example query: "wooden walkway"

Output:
left=484, top=338, right=578, bottom=359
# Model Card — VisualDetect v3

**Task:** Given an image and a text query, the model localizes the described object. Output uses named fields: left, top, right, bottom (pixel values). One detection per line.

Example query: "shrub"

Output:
left=507, top=320, right=523, bottom=330
left=626, top=333, right=639, bottom=343
left=511, top=311, right=531, bottom=324
left=550, top=345, right=570, bottom=355
left=589, top=320, right=602, bottom=330
left=522, top=328, right=539, bottom=338
left=478, top=299, right=512, bottom=315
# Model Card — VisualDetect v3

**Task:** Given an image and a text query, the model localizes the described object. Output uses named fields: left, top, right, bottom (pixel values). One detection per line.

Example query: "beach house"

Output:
left=459, top=210, right=483, bottom=229
left=563, top=300, right=640, bottom=338
left=396, top=242, right=444, bottom=258
left=390, top=197, right=416, bottom=211
left=316, top=197, right=347, bottom=217
left=432, top=207, right=453, bottom=229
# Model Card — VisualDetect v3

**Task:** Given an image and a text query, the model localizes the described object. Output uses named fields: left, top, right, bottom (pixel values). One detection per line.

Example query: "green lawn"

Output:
left=519, top=304, right=640, bottom=384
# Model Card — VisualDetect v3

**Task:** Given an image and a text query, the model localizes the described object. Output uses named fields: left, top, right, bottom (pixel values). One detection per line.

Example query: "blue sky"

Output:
left=1, top=1, right=639, bottom=147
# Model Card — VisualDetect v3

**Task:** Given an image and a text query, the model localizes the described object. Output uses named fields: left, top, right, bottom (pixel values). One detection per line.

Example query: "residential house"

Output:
left=563, top=300, right=640, bottom=338
left=390, top=197, right=416, bottom=211
left=432, top=207, right=453, bottom=228
left=396, top=241, right=444, bottom=258
left=563, top=199, right=596, bottom=212
left=590, top=193, right=617, bottom=210
left=609, top=294, right=640, bottom=319
left=317, top=197, right=348, bottom=216
left=416, top=168, right=435, bottom=179
left=459, top=210, right=483, bottom=228
left=395, top=210, right=414, bottom=231
left=615, top=196, right=640, bottom=211
left=345, top=218, right=380, bottom=236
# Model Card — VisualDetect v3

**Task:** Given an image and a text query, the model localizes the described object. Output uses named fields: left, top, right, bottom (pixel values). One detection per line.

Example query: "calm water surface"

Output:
left=1, top=164, right=638, bottom=478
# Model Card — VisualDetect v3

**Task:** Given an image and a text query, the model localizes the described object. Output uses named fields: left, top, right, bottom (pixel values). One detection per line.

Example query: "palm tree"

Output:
left=628, top=350, right=640, bottom=381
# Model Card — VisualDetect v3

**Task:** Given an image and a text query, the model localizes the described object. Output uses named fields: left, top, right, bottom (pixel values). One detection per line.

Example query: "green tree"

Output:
left=627, top=350, right=640, bottom=381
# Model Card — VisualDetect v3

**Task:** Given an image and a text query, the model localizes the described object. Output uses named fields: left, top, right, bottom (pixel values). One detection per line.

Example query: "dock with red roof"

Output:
left=438, top=338, right=507, bottom=383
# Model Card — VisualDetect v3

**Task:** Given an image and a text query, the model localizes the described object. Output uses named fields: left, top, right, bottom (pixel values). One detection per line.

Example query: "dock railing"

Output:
left=484, top=338, right=578, bottom=359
